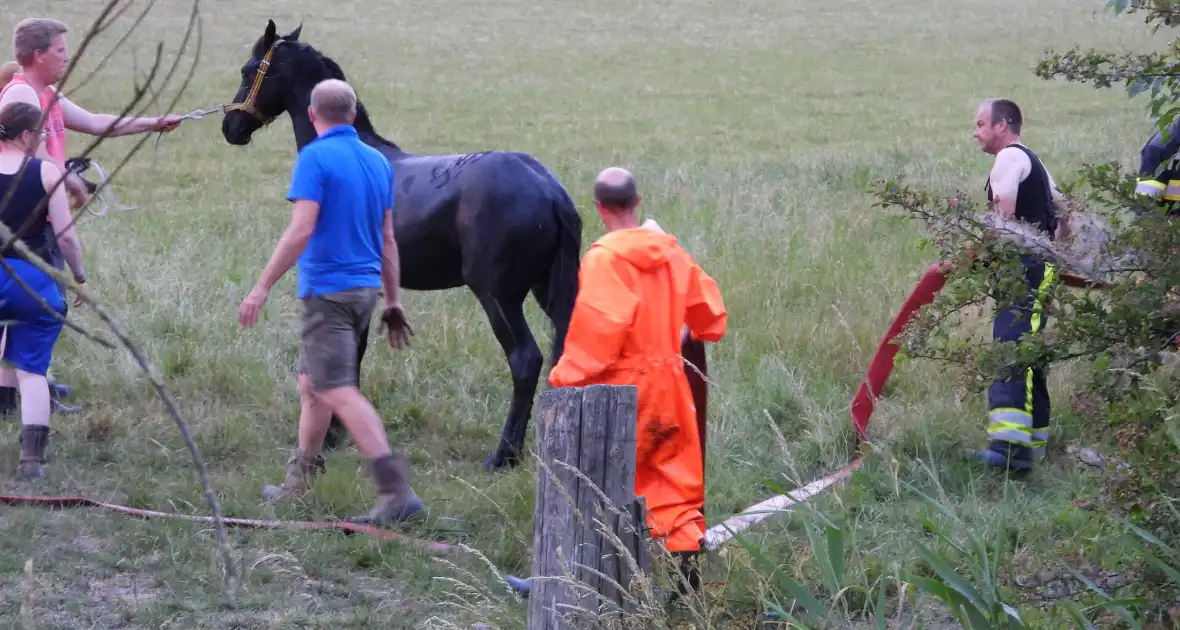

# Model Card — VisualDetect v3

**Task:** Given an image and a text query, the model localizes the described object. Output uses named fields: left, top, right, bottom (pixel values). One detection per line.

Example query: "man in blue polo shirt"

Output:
left=237, top=78, right=422, bottom=524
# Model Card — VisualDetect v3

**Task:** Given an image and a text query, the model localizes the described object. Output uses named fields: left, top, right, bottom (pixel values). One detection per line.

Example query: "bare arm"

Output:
left=380, top=208, right=401, bottom=306
left=988, top=147, right=1031, bottom=218
left=40, top=162, right=85, bottom=281
left=252, top=199, right=318, bottom=293
left=57, top=92, right=171, bottom=137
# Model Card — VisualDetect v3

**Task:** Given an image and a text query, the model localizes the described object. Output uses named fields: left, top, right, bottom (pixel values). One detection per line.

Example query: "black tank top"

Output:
left=985, top=143, right=1058, bottom=241
left=0, top=158, right=54, bottom=261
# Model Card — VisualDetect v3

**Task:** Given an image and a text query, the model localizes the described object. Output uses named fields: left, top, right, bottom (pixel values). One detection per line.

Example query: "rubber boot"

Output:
left=669, top=550, right=702, bottom=602
left=976, top=441, right=1033, bottom=473
left=48, top=377, right=73, bottom=399
left=346, top=450, right=424, bottom=524
left=261, top=449, right=326, bottom=501
left=18, top=424, right=49, bottom=479
left=0, top=386, right=16, bottom=420
left=51, top=397, right=82, bottom=415
left=49, top=380, right=81, bottom=415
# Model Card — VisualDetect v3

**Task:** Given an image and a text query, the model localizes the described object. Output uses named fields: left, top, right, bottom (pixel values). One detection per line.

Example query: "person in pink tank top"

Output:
left=2, top=18, right=187, bottom=207
left=0, top=71, right=66, bottom=164
left=0, top=18, right=188, bottom=416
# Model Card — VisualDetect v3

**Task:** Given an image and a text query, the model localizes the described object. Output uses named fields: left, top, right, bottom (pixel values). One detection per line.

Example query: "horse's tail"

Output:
left=545, top=183, right=583, bottom=366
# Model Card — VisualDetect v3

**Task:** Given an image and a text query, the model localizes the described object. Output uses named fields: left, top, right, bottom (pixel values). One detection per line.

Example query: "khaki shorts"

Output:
left=298, top=286, right=380, bottom=393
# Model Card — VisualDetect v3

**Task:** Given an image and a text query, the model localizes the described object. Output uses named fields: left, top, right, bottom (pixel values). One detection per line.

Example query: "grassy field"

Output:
left=0, top=0, right=1167, bottom=627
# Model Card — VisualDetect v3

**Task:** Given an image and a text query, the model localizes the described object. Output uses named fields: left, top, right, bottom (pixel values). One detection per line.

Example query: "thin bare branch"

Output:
left=0, top=0, right=239, bottom=607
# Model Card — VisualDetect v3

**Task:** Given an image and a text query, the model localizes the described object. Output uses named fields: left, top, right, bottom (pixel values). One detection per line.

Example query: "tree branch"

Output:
left=0, top=0, right=238, bottom=607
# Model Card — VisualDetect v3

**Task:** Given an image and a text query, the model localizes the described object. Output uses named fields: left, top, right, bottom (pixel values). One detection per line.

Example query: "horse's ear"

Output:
left=285, top=23, right=302, bottom=42
left=263, top=19, right=277, bottom=45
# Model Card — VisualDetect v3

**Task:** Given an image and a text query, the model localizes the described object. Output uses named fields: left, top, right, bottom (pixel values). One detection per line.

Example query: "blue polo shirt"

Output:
left=286, top=125, right=393, bottom=299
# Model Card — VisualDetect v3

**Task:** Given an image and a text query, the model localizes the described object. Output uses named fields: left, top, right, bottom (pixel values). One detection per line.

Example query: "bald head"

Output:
left=593, top=167, right=639, bottom=212
left=310, top=78, right=357, bottom=126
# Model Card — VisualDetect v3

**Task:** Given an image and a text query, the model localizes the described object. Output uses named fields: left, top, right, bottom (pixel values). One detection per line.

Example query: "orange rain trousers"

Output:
left=548, top=226, right=727, bottom=553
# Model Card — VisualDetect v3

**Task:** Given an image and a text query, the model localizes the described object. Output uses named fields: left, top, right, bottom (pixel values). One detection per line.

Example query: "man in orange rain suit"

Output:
left=548, top=166, right=728, bottom=599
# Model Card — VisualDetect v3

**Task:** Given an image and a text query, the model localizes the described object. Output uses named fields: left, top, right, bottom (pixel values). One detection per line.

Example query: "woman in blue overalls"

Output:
left=0, top=101, right=87, bottom=479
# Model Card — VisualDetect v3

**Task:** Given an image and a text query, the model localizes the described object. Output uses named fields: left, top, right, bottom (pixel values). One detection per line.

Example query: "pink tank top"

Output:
left=0, top=72, right=67, bottom=164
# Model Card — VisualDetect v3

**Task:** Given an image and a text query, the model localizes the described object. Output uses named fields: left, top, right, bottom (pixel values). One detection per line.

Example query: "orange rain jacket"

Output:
left=548, top=226, right=728, bottom=553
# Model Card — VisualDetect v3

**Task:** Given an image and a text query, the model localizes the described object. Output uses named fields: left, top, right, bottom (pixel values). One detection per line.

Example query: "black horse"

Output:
left=220, top=20, right=583, bottom=472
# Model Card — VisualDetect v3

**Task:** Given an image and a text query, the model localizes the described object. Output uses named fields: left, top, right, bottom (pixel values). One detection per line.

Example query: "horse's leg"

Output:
left=530, top=280, right=571, bottom=368
left=681, top=331, right=708, bottom=512
left=322, top=312, right=370, bottom=450
left=475, top=289, right=543, bottom=472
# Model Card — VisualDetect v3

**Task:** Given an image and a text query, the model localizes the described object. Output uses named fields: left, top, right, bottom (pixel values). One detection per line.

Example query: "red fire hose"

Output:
left=705, top=260, right=1112, bottom=547
left=0, top=493, right=456, bottom=552
left=0, top=260, right=1111, bottom=595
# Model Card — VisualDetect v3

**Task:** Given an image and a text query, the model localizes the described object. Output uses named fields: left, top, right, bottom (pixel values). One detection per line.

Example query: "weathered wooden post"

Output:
left=527, top=384, right=651, bottom=629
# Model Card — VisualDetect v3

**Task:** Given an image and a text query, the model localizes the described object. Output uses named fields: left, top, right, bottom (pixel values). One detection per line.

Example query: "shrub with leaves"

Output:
left=869, top=0, right=1180, bottom=565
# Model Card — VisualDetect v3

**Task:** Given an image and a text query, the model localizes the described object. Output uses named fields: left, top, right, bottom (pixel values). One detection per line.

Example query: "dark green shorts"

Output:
left=298, top=286, right=380, bottom=392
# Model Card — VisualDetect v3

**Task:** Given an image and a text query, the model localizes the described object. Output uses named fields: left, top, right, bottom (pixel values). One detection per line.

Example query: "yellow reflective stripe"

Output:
left=987, top=429, right=1032, bottom=445
left=988, top=419, right=1033, bottom=433
left=1030, top=263, right=1056, bottom=335
left=1136, top=179, right=1165, bottom=197
left=989, top=408, right=1033, bottom=423
left=1024, top=368, right=1033, bottom=416
left=988, top=409, right=1033, bottom=444
left=1021, top=266, right=1055, bottom=447
left=1165, top=180, right=1180, bottom=200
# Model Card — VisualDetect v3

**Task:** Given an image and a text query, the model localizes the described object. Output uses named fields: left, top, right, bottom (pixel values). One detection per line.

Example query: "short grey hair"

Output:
left=13, top=18, right=68, bottom=66
left=310, top=78, right=356, bottom=125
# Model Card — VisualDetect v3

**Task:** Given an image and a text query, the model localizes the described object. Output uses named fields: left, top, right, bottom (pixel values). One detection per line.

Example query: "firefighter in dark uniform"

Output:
left=1135, top=118, right=1180, bottom=212
left=971, top=98, right=1061, bottom=472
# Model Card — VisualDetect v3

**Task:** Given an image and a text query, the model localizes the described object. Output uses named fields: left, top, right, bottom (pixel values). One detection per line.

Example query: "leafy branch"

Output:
left=0, top=0, right=240, bottom=607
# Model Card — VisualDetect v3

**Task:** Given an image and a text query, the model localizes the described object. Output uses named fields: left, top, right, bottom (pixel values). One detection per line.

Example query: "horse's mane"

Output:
left=309, top=48, right=401, bottom=152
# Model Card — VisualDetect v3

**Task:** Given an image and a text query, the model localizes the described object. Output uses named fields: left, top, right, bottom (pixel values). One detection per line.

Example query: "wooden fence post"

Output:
left=527, top=384, right=651, bottom=629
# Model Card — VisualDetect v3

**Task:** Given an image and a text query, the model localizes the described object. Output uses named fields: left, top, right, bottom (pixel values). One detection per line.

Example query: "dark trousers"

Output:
left=985, top=254, right=1056, bottom=462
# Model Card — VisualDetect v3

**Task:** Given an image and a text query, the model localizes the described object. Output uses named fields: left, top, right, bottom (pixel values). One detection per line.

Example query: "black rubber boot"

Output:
left=664, top=550, right=702, bottom=605
left=976, top=441, right=1034, bottom=473
left=51, top=397, right=82, bottom=415
left=18, top=424, right=50, bottom=479
left=48, top=377, right=81, bottom=414
left=48, top=378, right=73, bottom=399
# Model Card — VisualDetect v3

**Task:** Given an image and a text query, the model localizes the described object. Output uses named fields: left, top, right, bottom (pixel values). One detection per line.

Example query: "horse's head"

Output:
left=221, top=19, right=305, bottom=146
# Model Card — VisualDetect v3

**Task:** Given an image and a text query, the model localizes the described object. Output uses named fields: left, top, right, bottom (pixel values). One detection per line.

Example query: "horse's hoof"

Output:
left=482, top=452, right=521, bottom=473
left=322, top=426, right=348, bottom=450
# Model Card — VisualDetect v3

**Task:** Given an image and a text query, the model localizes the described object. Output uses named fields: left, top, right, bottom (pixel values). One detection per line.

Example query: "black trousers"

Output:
left=985, top=254, right=1056, bottom=461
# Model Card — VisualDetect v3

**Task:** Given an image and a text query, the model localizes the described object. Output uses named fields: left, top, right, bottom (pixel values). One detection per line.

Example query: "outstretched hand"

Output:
left=152, top=114, right=185, bottom=133
left=379, top=303, right=414, bottom=350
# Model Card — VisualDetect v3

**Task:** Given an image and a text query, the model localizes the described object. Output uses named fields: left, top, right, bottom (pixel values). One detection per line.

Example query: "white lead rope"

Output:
left=73, top=106, right=224, bottom=218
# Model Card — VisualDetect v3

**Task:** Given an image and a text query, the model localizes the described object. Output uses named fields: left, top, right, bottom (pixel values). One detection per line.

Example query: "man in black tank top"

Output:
left=971, top=98, right=1060, bottom=473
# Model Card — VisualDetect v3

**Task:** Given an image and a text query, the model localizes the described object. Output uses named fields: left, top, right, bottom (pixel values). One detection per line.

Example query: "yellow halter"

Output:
left=221, top=39, right=285, bottom=124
